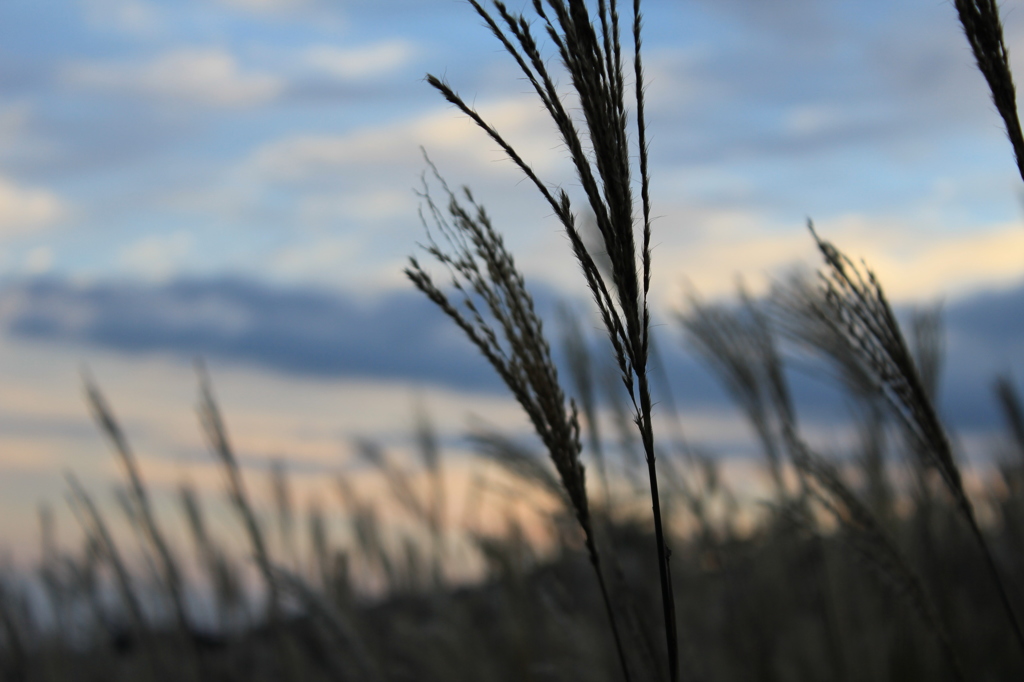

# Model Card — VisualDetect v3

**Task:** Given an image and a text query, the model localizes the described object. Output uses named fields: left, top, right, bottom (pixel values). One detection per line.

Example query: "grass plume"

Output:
left=420, top=0, right=678, bottom=675
left=406, top=160, right=633, bottom=680
left=805, top=224, right=1024, bottom=655
left=955, top=0, right=1024, bottom=183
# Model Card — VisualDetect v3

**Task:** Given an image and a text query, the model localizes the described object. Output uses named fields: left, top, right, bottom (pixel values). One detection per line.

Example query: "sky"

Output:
left=0, top=0, right=1023, bottom=563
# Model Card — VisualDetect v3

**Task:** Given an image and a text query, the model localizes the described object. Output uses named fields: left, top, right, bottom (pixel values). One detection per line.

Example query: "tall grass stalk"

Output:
left=83, top=376, right=202, bottom=680
left=414, top=404, right=447, bottom=586
left=272, top=567, right=382, bottom=682
left=682, top=290, right=789, bottom=501
left=0, top=580, right=27, bottom=682
left=195, top=363, right=279, bottom=619
left=995, top=376, right=1024, bottom=461
left=407, top=163, right=633, bottom=681
left=65, top=473, right=161, bottom=681
left=559, top=306, right=612, bottom=506
left=415, top=0, right=678, bottom=677
left=179, top=482, right=243, bottom=630
left=269, top=460, right=297, bottom=572
left=789, top=443, right=966, bottom=682
left=955, top=0, right=1024, bottom=183
left=807, top=226, right=1024, bottom=656
left=682, top=276, right=976, bottom=680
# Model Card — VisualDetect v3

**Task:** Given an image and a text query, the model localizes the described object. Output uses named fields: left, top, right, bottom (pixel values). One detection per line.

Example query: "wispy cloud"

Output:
left=118, top=231, right=194, bottom=281
left=24, top=246, right=54, bottom=275
left=303, top=40, right=415, bottom=79
left=249, top=95, right=564, bottom=183
left=0, top=177, right=65, bottom=235
left=80, top=0, right=163, bottom=36
left=0, top=104, right=30, bottom=145
left=62, top=48, right=283, bottom=108
left=217, top=0, right=313, bottom=14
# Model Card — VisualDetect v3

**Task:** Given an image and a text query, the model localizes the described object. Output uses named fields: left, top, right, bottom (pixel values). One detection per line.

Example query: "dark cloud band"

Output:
left=1, top=276, right=1021, bottom=432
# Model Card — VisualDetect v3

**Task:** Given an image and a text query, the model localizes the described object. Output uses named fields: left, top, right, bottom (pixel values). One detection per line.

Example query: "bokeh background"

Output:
left=0, top=0, right=1022, bottom=566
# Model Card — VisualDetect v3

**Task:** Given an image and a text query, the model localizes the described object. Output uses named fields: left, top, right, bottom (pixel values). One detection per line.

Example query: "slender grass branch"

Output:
left=421, top=2, right=677, bottom=677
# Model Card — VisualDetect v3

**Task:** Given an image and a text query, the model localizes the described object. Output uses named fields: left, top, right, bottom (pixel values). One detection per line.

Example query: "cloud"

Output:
left=24, top=247, right=53, bottom=275
left=296, top=189, right=417, bottom=224
left=0, top=177, right=65, bottom=234
left=0, top=277, right=502, bottom=393
left=843, top=222, right=1024, bottom=301
left=640, top=1, right=987, bottom=174
left=672, top=280, right=1024, bottom=434
left=218, top=0, right=312, bottom=13
left=1, top=274, right=1020, bottom=437
left=303, top=41, right=415, bottom=79
left=80, top=0, right=162, bottom=36
left=249, top=96, right=566, bottom=184
left=645, top=207, right=1024, bottom=309
left=690, top=0, right=829, bottom=41
left=932, top=285, right=1024, bottom=430
left=62, top=48, right=283, bottom=108
left=118, top=231, right=194, bottom=281
left=0, top=104, right=30, bottom=147
left=266, top=234, right=361, bottom=277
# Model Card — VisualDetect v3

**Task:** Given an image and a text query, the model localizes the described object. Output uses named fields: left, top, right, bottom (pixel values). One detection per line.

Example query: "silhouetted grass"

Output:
left=1, top=1, right=1023, bottom=681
